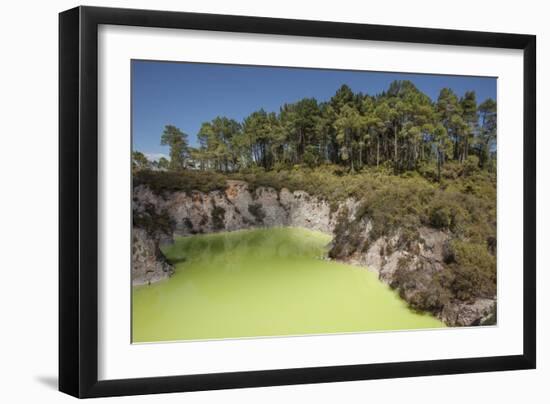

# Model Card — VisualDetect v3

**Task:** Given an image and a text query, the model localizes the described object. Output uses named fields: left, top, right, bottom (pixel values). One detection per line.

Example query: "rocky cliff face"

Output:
left=133, top=180, right=355, bottom=236
left=132, top=180, right=496, bottom=326
left=132, top=228, right=174, bottom=286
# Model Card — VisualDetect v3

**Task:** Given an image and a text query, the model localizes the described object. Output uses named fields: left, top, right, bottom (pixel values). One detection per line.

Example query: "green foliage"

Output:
left=132, top=151, right=150, bottom=171
left=161, top=125, right=189, bottom=170
left=446, top=240, right=497, bottom=301
left=430, top=205, right=451, bottom=229
left=463, top=155, right=480, bottom=176
left=196, top=116, right=242, bottom=171
left=477, top=98, right=497, bottom=169
left=303, top=145, right=319, bottom=168
left=157, top=156, right=170, bottom=170
left=146, top=80, right=496, bottom=177
left=133, top=169, right=226, bottom=194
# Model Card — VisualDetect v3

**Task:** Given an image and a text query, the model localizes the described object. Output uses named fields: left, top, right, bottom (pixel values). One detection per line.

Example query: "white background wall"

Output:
left=0, top=0, right=546, bottom=402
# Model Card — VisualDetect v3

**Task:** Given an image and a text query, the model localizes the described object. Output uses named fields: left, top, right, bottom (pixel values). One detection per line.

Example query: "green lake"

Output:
left=132, top=227, right=444, bottom=343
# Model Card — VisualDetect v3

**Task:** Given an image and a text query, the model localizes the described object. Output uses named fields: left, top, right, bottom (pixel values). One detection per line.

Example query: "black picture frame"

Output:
left=59, top=5, right=536, bottom=398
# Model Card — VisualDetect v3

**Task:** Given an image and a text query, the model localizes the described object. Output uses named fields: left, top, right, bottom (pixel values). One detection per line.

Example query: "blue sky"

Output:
left=132, top=60, right=496, bottom=160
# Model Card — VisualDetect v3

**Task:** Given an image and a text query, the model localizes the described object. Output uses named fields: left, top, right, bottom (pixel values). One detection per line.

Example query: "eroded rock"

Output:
left=132, top=227, right=174, bottom=286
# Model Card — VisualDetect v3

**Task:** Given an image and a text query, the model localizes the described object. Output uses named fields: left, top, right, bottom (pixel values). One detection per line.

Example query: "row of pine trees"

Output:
left=134, top=80, right=497, bottom=180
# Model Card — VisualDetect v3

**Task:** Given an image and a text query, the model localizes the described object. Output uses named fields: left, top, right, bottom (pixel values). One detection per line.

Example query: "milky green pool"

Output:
left=132, top=227, right=443, bottom=343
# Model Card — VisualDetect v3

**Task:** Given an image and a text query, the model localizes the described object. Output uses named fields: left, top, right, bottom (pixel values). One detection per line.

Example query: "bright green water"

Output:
left=132, top=227, right=443, bottom=343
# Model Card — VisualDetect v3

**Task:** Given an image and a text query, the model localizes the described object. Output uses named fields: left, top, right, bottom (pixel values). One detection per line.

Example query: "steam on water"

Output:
left=132, top=227, right=443, bottom=343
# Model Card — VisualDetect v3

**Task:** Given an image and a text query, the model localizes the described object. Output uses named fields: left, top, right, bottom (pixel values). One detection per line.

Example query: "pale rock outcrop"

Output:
left=132, top=228, right=174, bottom=286
left=252, top=186, right=287, bottom=227
left=441, top=298, right=496, bottom=326
left=133, top=181, right=349, bottom=237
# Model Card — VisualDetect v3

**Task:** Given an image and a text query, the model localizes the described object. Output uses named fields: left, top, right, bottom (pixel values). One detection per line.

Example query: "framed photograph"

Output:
left=59, top=6, right=536, bottom=398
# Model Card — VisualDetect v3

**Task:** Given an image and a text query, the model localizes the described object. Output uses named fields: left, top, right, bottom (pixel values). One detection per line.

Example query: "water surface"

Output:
left=132, top=227, right=443, bottom=342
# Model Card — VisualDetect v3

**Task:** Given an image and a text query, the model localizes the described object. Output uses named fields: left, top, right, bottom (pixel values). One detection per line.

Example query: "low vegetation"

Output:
left=133, top=169, right=227, bottom=194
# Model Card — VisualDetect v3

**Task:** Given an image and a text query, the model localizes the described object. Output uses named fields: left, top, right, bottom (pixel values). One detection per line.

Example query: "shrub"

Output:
left=447, top=240, right=497, bottom=301
left=303, top=145, right=319, bottom=168
left=134, top=169, right=226, bottom=194
left=430, top=206, right=451, bottom=229
left=417, top=163, right=438, bottom=182
left=463, top=155, right=480, bottom=176
left=442, top=240, right=455, bottom=264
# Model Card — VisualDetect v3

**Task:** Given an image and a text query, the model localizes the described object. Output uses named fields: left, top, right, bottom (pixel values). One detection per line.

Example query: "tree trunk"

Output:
left=376, top=135, right=380, bottom=167
left=394, top=124, right=398, bottom=163
left=437, top=146, right=442, bottom=182
left=413, top=142, right=417, bottom=170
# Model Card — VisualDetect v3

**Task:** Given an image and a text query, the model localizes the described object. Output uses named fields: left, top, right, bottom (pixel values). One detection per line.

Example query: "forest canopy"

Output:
left=134, top=80, right=497, bottom=180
